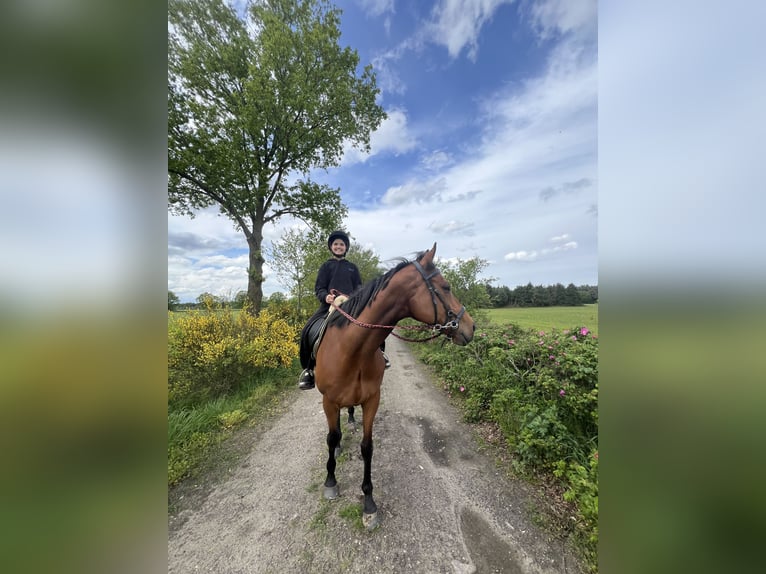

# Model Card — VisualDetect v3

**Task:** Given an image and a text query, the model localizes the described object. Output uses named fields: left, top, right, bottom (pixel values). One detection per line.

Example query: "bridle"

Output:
left=411, top=260, right=466, bottom=336
left=330, top=259, right=466, bottom=342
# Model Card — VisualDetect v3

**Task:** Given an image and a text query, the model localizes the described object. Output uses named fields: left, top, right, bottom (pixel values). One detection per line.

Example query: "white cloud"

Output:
left=372, top=108, right=418, bottom=154
left=168, top=208, right=242, bottom=252
left=420, top=149, right=453, bottom=171
left=381, top=177, right=447, bottom=205
left=427, top=220, right=475, bottom=235
left=479, top=57, right=596, bottom=153
left=341, top=108, right=417, bottom=165
left=356, top=0, right=395, bottom=17
left=427, top=0, right=514, bottom=60
left=504, top=250, right=538, bottom=262
left=371, top=50, right=409, bottom=96
left=527, top=0, right=597, bottom=39
left=541, top=241, right=577, bottom=254
left=167, top=208, right=292, bottom=302
left=504, top=236, right=577, bottom=264
left=540, top=177, right=593, bottom=201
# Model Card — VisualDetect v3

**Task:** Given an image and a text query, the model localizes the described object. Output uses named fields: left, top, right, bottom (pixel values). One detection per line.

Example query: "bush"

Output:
left=410, top=322, right=598, bottom=571
left=168, top=305, right=298, bottom=407
left=420, top=324, right=598, bottom=470
left=555, top=449, right=599, bottom=570
left=168, top=430, right=214, bottom=486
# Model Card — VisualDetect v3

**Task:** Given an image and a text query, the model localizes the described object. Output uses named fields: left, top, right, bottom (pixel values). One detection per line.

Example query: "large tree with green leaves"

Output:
left=168, top=0, right=386, bottom=312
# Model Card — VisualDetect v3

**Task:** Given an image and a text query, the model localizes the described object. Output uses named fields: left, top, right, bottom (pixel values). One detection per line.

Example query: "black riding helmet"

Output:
left=327, top=230, right=350, bottom=255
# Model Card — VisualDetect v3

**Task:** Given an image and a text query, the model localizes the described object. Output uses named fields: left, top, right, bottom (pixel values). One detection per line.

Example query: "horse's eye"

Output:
left=442, top=284, right=451, bottom=292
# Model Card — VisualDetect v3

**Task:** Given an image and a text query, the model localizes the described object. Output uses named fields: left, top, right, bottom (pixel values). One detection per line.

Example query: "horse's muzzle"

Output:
left=448, top=318, right=474, bottom=346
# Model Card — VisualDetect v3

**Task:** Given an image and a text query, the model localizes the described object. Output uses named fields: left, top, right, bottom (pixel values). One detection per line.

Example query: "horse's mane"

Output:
left=327, top=251, right=428, bottom=328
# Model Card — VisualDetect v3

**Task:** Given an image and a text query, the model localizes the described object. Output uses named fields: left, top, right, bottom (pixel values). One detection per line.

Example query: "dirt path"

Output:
left=168, top=337, right=583, bottom=573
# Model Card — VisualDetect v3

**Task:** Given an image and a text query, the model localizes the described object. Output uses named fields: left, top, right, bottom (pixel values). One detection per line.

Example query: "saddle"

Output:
left=306, top=295, right=348, bottom=361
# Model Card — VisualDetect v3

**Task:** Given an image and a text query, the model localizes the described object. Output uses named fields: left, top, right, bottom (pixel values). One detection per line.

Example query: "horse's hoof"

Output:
left=324, top=484, right=339, bottom=499
left=362, top=511, right=380, bottom=530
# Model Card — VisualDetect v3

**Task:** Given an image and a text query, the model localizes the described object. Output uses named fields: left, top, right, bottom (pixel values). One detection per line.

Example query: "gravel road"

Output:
left=168, top=336, right=583, bottom=574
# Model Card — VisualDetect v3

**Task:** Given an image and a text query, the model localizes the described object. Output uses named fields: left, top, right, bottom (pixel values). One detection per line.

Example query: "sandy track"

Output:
left=168, top=336, right=582, bottom=573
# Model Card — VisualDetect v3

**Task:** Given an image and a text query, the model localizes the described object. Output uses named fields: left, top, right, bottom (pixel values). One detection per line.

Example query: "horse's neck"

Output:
left=347, top=291, right=409, bottom=349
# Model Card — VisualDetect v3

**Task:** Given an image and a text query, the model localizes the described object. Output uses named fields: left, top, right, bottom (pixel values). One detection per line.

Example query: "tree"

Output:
left=551, top=283, right=566, bottom=306
left=196, top=292, right=219, bottom=307
left=347, top=244, right=383, bottom=285
left=577, top=284, right=598, bottom=303
left=268, top=227, right=316, bottom=319
left=168, top=290, right=180, bottom=311
left=564, top=283, right=581, bottom=306
left=438, top=256, right=492, bottom=314
left=168, top=0, right=386, bottom=313
left=486, top=284, right=510, bottom=307
left=233, top=290, right=248, bottom=309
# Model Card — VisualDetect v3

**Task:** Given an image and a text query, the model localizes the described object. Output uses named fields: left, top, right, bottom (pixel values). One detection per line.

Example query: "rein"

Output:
left=328, top=299, right=441, bottom=342
left=328, top=260, right=466, bottom=343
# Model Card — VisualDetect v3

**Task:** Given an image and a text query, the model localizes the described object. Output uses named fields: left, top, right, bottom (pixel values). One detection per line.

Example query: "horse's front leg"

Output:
left=323, top=399, right=341, bottom=499
left=360, top=393, right=381, bottom=530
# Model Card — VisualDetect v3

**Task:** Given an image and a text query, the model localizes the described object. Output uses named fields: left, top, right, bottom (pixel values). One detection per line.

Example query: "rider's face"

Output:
left=331, top=239, right=347, bottom=256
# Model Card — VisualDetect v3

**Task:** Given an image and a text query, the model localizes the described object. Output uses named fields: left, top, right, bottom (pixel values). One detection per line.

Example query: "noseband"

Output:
left=411, top=260, right=466, bottom=335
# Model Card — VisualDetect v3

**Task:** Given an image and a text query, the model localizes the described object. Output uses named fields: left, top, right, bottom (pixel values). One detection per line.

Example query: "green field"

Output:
left=484, top=303, right=598, bottom=335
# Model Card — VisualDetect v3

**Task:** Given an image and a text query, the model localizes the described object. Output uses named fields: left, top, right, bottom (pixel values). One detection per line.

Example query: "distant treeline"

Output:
left=484, top=283, right=598, bottom=308
left=170, top=283, right=598, bottom=312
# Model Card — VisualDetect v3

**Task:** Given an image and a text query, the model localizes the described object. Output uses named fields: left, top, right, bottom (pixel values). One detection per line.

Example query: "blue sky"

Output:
left=168, top=0, right=598, bottom=302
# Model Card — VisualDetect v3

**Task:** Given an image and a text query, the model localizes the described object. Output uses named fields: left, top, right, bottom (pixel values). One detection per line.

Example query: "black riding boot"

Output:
left=298, top=368, right=315, bottom=390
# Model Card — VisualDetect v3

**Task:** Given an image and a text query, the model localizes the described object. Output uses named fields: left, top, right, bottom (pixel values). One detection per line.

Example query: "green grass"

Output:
left=168, top=363, right=301, bottom=487
left=338, top=503, right=364, bottom=530
left=484, top=304, right=598, bottom=335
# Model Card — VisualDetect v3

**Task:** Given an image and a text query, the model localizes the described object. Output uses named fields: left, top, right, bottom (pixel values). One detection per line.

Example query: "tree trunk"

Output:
left=247, top=225, right=265, bottom=314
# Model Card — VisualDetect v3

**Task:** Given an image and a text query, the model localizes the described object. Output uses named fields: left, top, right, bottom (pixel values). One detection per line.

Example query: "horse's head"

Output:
left=406, top=243, right=475, bottom=345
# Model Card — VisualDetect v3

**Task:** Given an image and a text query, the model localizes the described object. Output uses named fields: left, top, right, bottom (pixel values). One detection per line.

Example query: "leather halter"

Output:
left=411, top=260, right=466, bottom=334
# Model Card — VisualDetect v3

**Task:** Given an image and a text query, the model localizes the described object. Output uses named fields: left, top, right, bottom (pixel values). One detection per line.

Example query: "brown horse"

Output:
left=314, top=243, right=475, bottom=529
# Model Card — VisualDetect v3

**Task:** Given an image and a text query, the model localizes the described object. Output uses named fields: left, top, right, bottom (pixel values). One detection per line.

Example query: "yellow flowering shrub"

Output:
left=168, top=305, right=298, bottom=406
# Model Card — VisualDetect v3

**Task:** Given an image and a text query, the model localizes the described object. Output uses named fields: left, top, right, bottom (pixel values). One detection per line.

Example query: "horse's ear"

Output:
left=421, top=243, right=437, bottom=267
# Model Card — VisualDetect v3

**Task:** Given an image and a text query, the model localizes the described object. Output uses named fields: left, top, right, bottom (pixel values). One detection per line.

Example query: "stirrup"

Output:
left=298, top=369, right=315, bottom=389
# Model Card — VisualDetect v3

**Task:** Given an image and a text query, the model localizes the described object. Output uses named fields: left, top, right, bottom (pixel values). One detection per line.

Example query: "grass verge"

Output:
left=168, top=361, right=302, bottom=518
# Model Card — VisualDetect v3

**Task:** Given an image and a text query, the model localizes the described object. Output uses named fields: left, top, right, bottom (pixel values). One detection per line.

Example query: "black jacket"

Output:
left=315, top=257, right=362, bottom=312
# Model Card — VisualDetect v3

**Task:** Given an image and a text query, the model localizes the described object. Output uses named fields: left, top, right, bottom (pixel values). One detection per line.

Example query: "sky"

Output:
left=0, top=1, right=761, bottom=311
left=167, top=0, right=598, bottom=303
